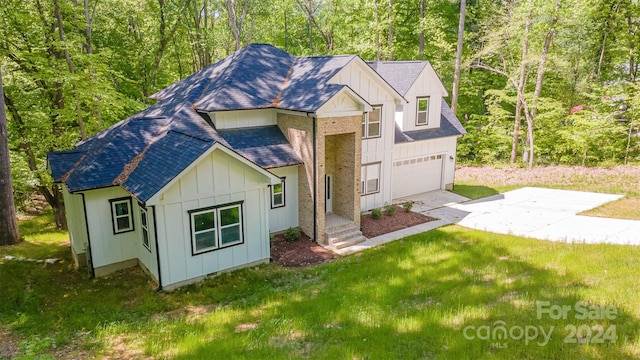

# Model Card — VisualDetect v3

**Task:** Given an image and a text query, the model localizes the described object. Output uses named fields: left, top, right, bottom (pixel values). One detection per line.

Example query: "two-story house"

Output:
left=48, top=44, right=465, bottom=290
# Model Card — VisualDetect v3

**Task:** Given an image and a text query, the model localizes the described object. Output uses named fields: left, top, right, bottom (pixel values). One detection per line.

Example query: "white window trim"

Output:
left=140, top=207, right=151, bottom=251
left=190, top=202, right=244, bottom=255
left=416, top=97, right=430, bottom=126
left=361, top=162, right=381, bottom=195
left=270, top=179, right=285, bottom=209
left=110, top=197, right=134, bottom=234
left=362, top=105, right=382, bottom=139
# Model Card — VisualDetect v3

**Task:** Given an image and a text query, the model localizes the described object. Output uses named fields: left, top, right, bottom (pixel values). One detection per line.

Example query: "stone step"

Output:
left=326, top=225, right=360, bottom=240
left=325, top=221, right=357, bottom=235
left=328, top=229, right=361, bottom=244
left=333, top=234, right=366, bottom=250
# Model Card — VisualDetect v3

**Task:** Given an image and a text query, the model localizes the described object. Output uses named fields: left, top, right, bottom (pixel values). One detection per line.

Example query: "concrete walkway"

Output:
left=336, top=187, right=640, bottom=255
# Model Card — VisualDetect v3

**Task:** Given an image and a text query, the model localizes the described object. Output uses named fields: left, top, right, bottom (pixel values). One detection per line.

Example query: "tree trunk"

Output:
left=387, top=0, right=394, bottom=60
left=226, top=0, right=247, bottom=51
left=525, top=0, right=559, bottom=168
left=418, top=0, right=425, bottom=60
left=451, top=0, right=466, bottom=115
left=54, top=0, right=86, bottom=140
left=374, top=0, right=380, bottom=61
left=512, top=11, right=531, bottom=164
left=0, top=69, right=21, bottom=245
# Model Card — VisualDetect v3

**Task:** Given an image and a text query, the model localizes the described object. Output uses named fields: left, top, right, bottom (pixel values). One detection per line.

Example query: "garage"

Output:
left=392, top=154, right=443, bottom=198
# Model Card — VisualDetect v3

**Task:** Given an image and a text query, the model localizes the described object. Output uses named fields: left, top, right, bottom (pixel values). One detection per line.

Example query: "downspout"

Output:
left=78, top=193, right=95, bottom=278
left=151, top=206, right=163, bottom=291
left=310, top=113, right=318, bottom=241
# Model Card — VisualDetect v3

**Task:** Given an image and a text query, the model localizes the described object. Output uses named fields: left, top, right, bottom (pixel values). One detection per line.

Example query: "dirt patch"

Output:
left=0, top=330, right=19, bottom=358
left=361, top=206, right=436, bottom=238
left=270, top=232, right=336, bottom=267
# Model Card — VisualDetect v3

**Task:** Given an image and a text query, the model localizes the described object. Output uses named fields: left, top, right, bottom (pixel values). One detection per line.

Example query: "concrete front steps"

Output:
left=325, top=222, right=366, bottom=251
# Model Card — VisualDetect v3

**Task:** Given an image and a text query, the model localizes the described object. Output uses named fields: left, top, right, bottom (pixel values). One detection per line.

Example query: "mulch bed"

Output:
left=270, top=232, right=336, bottom=267
left=360, top=206, right=436, bottom=238
left=270, top=206, right=437, bottom=267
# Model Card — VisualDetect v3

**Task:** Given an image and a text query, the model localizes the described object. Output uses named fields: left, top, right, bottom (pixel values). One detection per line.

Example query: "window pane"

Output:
left=417, top=112, right=427, bottom=124
left=367, top=179, right=379, bottom=192
left=273, top=183, right=282, bottom=194
left=418, top=99, right=429, bottom=112
left=141, top=211, right=147, bottom=227
left=370, top=108, right=380, bottom=122
left=115, top=202, right=129, bottom=216
left=117, top=217, right=130, bottom=230
left=273, top=193, right=283, bottom=206
left=220, top=207, right=240, bottom=226
left=368, top=123, right=380, bottom=137
left=220, top=225, right=241, bottom=245
left=195, top=231, right=216, bottom=250
left=142, top=229, right=149, bottom=247
left=362, top=122, right=366, bottom=137
left=194, top=212, right=215, bottom=232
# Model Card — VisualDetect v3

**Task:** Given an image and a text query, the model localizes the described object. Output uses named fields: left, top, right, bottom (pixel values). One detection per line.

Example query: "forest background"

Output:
left=1, top=0, right=638, bottom=229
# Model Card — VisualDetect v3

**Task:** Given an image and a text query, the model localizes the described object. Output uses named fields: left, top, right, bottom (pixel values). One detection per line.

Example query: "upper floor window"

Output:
left=416, top=97, right=430, bottom=126
left=110, top=197, right=134, bottom=234
left=361, top=162, right=381, bottom=195
left=362, top=105, right=382, bottom=139
left=271, top=179, right=285, bottom=208
left=190, top=202, right=244, bottom=255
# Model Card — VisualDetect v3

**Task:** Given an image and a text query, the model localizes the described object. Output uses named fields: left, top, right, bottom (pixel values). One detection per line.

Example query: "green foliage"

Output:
left=383, top=203, right=397, bottom=216
left=370, top=207, right=382, bottom=219
left=402, top=201, right=413, bottom=212
left=284, top=227, right=300, bottom=242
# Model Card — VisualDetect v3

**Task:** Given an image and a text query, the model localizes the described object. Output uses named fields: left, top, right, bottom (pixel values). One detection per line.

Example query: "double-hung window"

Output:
left=190, top=202, right=244, bottom=255
left=271, top=179, right=285, bottom=208
left=140, top=207, right=150, bottom=251
left=362, top=105, right=382, bottom=139
left=361, top=162, right=381, bottom=195
left=416, top=97, right=430, bottom=125
left=110, top=197, right=134, bottom=234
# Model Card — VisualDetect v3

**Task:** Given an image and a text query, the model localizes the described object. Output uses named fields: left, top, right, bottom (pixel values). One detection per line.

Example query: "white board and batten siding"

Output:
left=153, top=149, right=271, bottom=289
left=61, top=186, right=88, bottom=261
left=330, top=59, right=400, bottom=211
left=401, top=66, right=447, bottom=132
left=81, top=186, right=159, bottom=280
left=211, top=109, right=277, bottom=129
left=268, top=166, right=299, bottom=233
left=392, top=136, right=458, bottom=198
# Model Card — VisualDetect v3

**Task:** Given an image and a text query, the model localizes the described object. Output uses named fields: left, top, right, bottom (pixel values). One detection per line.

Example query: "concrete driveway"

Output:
left=406, top=187, right=640, bottom=245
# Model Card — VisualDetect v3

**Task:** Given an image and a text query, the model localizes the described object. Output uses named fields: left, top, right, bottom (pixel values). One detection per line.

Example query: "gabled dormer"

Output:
left=368, top=61, right=448, bottom=133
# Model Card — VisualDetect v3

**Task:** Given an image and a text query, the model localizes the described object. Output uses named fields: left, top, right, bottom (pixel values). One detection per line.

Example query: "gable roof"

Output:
left=395, top=99, right=467, bottom=143
left=367, top=61, right=428, bottom=96
left=368, top=61, right=448, bottom=97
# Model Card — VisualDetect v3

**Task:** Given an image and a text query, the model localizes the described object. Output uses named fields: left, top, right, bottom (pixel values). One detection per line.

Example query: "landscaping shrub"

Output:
left=371, top=208, right=382, bottom=219
left=403, top=201, right=413, bottom=212
left=284, top=227, right=301, bottom=242
left=384, top=203, right=397, bottom=216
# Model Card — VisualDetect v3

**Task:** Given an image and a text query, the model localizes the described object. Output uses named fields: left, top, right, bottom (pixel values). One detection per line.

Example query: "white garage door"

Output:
left=392, top=154, right=443, bottom=198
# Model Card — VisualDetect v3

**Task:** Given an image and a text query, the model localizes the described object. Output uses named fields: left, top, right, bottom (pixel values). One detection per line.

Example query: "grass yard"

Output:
left=454, top=165, right=640, bottom=220
left=2, top=208, right=640, bottom=358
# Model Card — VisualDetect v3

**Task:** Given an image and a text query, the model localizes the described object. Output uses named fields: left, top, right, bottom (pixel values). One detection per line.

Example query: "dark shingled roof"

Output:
left=395, top=99, right=467, bottom=143
left=367, top=61, right=427, bottom=96
left=216, top=126, right=303, bottom=169
left=48, top=44, right=318, bottom=202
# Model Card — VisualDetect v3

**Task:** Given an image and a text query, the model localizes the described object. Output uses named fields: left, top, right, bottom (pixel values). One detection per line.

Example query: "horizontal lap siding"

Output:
left=156, top=149, right=270, bottom=288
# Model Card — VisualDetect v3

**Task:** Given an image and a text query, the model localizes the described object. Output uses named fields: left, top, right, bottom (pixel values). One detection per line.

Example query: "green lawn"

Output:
left=2, top=212, right=640, bottom=359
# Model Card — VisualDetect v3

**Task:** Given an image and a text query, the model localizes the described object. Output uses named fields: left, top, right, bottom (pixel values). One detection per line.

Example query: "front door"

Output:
left=325, top=174, right=333, bottom=213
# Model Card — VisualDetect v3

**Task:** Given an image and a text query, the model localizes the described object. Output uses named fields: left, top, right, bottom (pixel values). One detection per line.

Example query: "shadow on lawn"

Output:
left=169, top=229, right=639, bottom=359
left=453, top=184, right=501, bottom=200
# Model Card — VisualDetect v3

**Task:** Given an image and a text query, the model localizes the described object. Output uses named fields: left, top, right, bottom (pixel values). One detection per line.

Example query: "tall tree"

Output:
left=0, top=69, right=21, bottom=245
left=450, top=0, right=466, bottom=114
left=226, top=0, right=248, bottom=51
